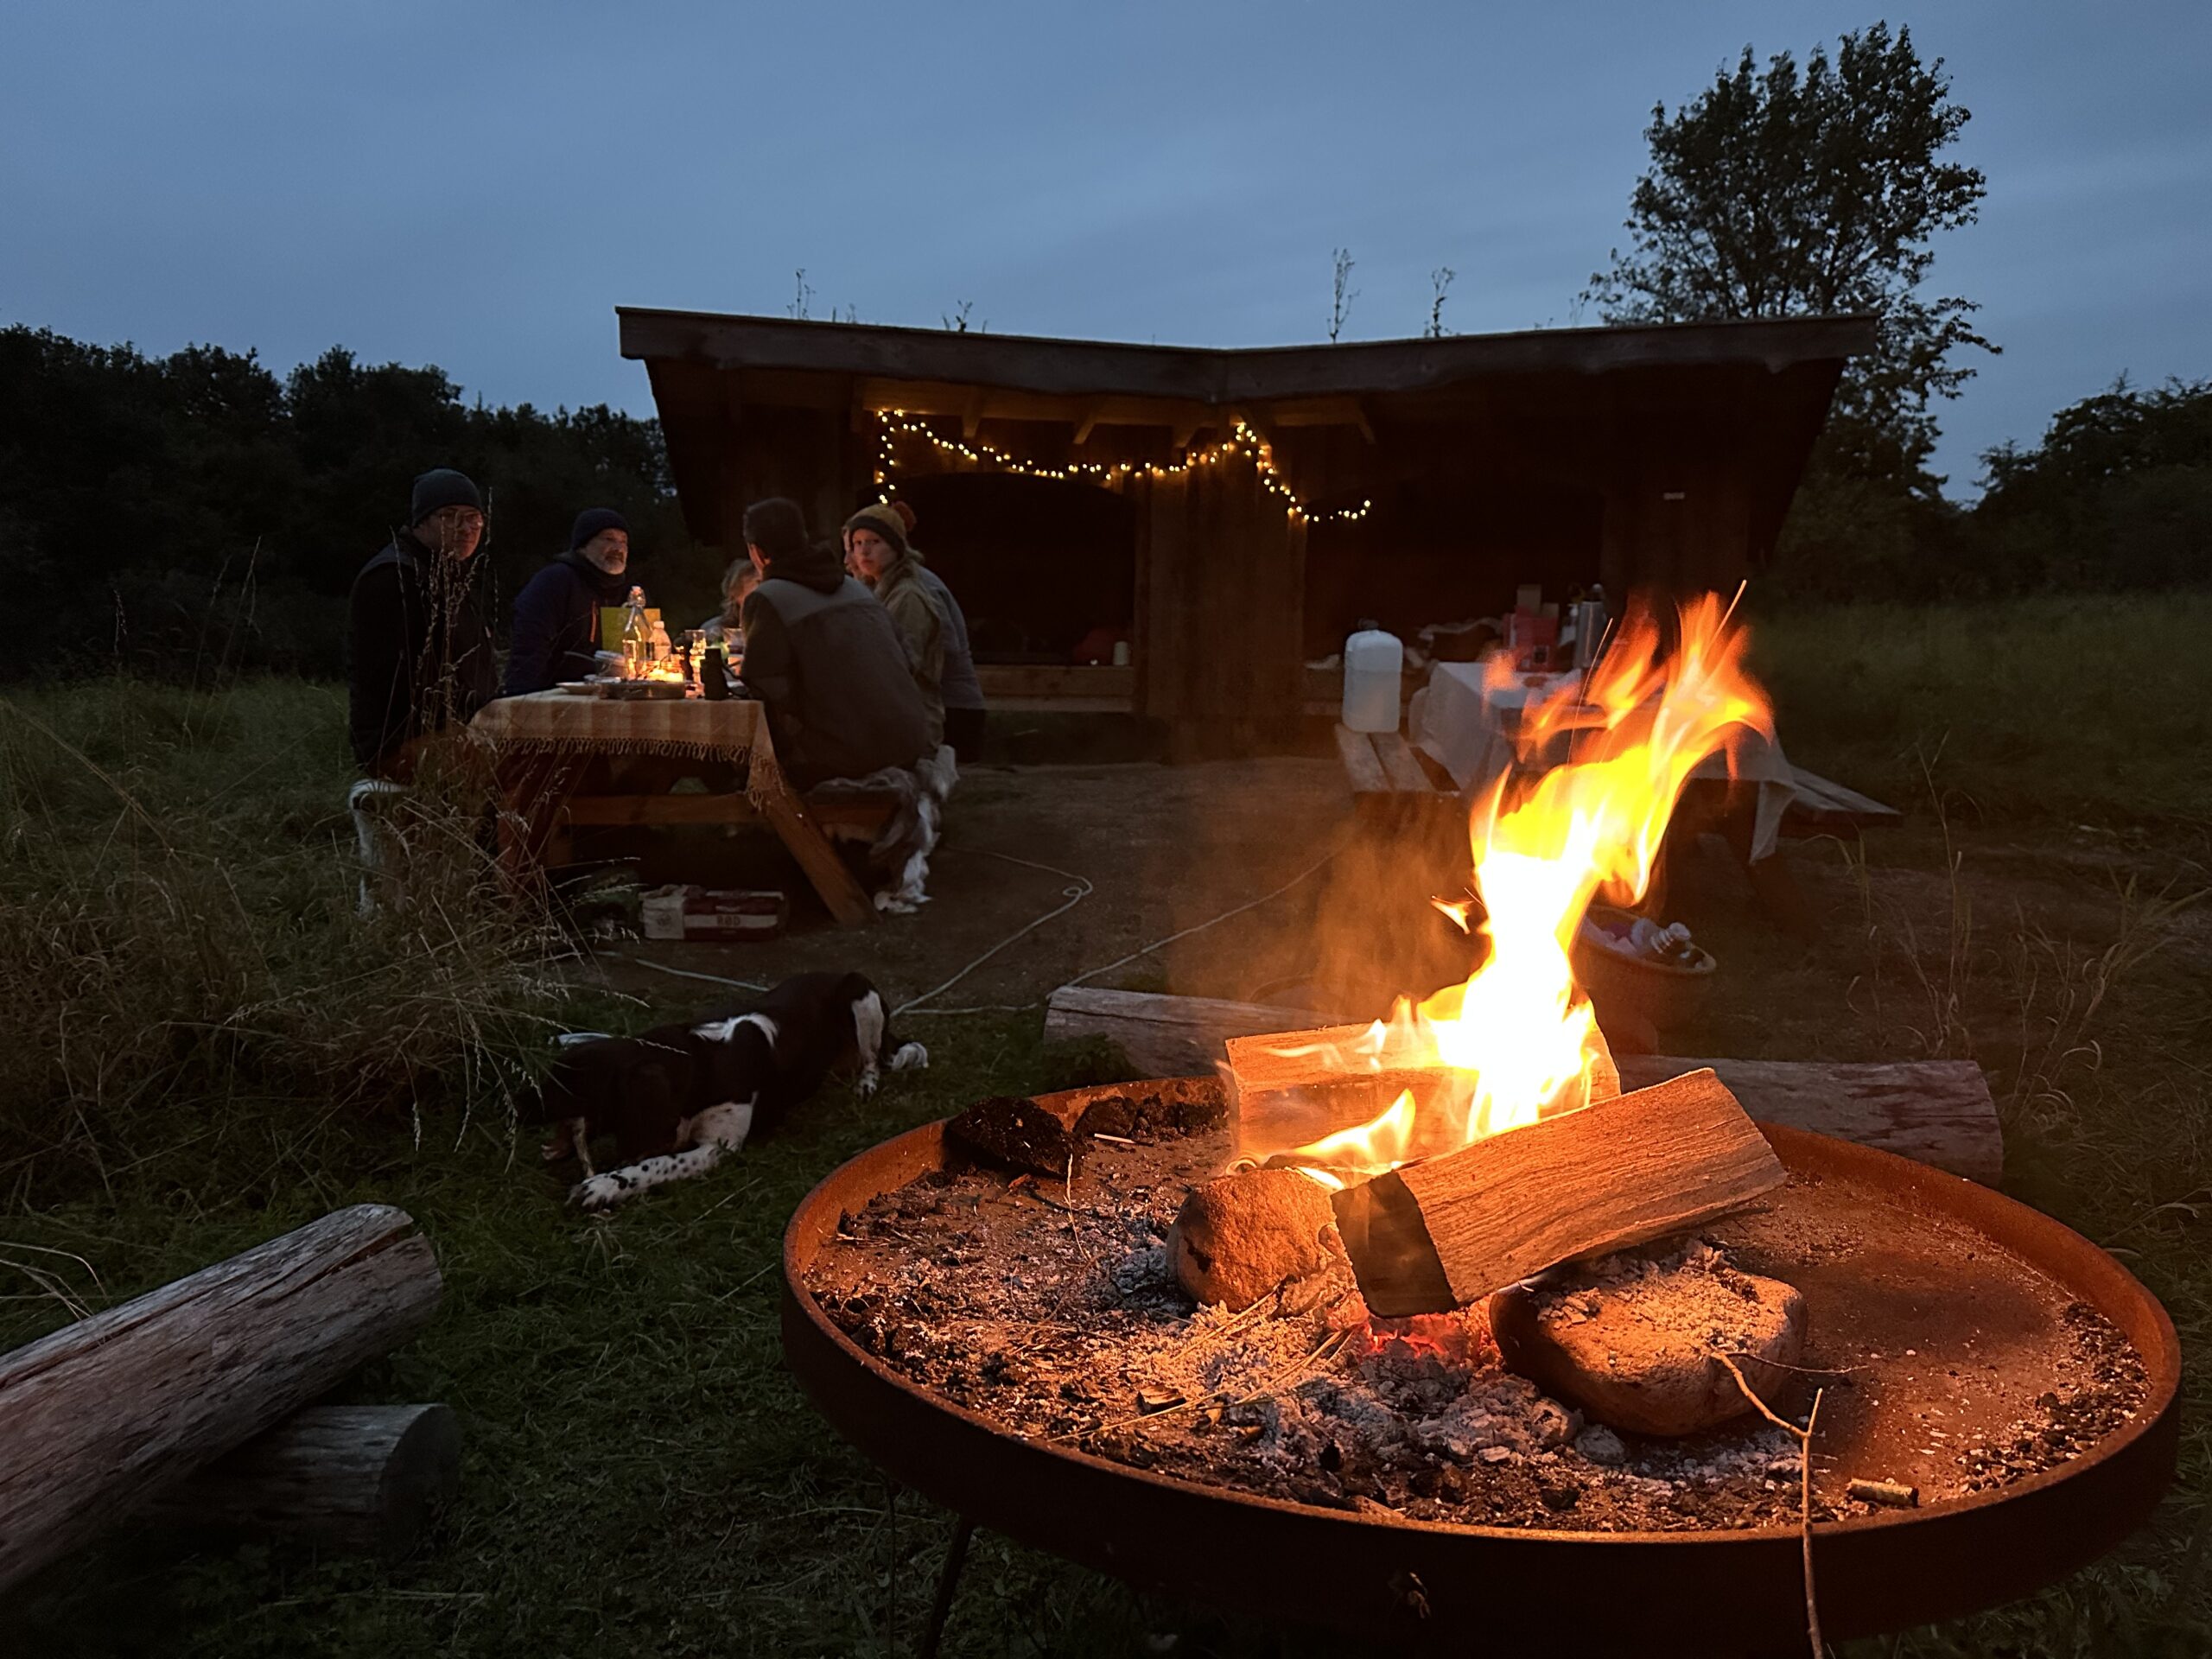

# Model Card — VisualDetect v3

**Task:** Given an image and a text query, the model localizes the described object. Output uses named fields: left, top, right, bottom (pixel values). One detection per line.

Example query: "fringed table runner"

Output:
left=472, top=691, right=791, bottom=812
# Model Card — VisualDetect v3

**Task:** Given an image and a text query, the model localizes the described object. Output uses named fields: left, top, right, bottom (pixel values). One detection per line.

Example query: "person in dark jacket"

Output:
left=738, top=499, right=931, bottom=789
left=504, top=508, right=632, bottom=694
left=347, top=468, right=499, bottom=779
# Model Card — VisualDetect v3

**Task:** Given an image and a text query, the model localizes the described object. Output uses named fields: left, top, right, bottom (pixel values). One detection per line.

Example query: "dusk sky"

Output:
left=7, top=1, right=2206, bottom=495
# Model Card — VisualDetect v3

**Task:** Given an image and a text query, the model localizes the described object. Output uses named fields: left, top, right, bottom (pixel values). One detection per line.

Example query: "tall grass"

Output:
left=0, top=678, right=564, bottom=1205
left=1751, top=591, right=2212, bottom=828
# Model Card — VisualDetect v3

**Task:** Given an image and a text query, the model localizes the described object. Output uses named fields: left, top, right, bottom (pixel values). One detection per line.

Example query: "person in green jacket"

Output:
left=843, top=503, right=947, bottom=753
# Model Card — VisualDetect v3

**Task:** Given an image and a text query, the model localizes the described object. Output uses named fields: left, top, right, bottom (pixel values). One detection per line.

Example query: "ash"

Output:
left=805, top=1092, right=2147, bottom=1534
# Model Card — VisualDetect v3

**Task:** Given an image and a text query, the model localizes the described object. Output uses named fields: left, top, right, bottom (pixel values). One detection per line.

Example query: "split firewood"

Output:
left=1487, top=1241, right=1807, bottom=1436
left=1167, top=1168, right=1344, bottom=1312
left=1328, top=1068, right=1785, bottom=1316
left=1225, top=1020, right=1621, bottom=1166
left=945, top=1095, right=1087, bottom=1178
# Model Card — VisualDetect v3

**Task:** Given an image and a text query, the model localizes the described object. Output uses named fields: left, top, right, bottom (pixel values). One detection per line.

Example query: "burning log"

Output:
left=1224, top=1021, right=1623, bottom=1166
left=1486, top=1241, right=1807, bottom=1436
left=1167, top=1169, right=1343, bottom=1311
left=1327, top=1069, right=1785, bottom=1316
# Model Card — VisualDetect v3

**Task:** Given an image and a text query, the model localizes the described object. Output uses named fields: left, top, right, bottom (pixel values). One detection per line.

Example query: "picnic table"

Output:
left=470, top=691, right=880, bottom=927
left=1338, top=663, right=1900, bottom=938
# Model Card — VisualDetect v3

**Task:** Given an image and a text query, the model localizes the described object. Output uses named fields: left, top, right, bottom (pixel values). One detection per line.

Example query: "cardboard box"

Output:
left=640, top=885, right=787, bottom=942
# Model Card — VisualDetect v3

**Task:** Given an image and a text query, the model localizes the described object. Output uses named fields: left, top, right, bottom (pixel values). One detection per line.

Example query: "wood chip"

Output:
left=1847, top=1478, right=1920, bottom=1508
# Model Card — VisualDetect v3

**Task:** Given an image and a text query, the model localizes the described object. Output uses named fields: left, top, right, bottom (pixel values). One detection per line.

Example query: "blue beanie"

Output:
left=569, top=507, right=630, bottom=550
left=410, top=467, right=482, bottom=524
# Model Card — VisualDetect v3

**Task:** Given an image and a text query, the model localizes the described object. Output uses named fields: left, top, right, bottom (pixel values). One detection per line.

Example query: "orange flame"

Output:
left=1275, top=593, right=1770, bottom=1177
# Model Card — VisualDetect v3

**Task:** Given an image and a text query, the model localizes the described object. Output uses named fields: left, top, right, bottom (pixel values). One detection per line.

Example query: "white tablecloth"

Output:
left=1413, top=663, right=1796, bottom=861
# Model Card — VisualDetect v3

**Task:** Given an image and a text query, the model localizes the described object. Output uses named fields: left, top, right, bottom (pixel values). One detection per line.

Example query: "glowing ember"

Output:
left=1270, top=594, right=1772, bottom=1182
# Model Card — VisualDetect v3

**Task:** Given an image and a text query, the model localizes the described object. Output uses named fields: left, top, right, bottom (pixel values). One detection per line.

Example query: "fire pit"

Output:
left=782, top=1082, right=2179, bottom=1656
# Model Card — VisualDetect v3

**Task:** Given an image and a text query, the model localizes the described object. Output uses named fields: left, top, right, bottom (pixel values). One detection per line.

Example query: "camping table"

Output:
left=1414, top=663, right=1812, bottom=933
left=470, top=691, right=877, bottom=927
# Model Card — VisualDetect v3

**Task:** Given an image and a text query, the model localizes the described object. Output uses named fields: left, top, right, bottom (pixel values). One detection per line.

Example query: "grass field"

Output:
left=2, top=593, right=2208, bottom=1656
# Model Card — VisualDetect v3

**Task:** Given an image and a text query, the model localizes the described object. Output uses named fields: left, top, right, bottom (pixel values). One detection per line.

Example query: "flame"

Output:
left=1277, top=593, right=1770, bottom=1179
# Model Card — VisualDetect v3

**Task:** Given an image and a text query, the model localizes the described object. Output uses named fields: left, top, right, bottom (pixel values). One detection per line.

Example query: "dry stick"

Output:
left=1718, top=1352, right=1827, bottom=1659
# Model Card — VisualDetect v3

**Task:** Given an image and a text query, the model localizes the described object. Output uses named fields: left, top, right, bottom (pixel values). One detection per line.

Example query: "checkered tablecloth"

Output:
left=472, top=690, right=789, bottom=808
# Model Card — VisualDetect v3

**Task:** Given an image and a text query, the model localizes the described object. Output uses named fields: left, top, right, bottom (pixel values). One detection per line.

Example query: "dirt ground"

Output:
left=575, top=755, right=2084, bottom=1058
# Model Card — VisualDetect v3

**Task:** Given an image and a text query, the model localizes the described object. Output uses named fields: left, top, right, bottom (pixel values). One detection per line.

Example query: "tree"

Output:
left=1586, top=23, right=1993, bottom=494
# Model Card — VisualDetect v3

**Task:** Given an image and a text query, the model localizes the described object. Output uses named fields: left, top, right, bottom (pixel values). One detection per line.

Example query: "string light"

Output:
left=870, top=410, right=1371, bottom=524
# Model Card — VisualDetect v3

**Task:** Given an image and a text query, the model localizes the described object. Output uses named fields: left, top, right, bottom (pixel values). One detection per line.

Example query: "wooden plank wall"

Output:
left=715, top=404, right=869, bottom=550
left=1130, top=450, right=1308, bottom=759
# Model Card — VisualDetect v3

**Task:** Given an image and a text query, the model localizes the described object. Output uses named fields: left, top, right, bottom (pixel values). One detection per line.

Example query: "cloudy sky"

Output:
left=6, top=1, right=2205, bottom=493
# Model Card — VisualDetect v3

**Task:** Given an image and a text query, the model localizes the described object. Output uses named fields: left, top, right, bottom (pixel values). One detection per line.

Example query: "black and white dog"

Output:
left=526, top=971, right=926, bottom=1211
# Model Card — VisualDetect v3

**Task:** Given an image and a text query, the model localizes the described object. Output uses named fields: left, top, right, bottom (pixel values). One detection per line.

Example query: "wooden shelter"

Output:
left=620, top=308, right=1872, bottom=757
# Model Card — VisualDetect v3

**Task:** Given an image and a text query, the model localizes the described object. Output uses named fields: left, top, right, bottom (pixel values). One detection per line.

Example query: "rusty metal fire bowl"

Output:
left=781, top=1082, right=2180, bottom=1655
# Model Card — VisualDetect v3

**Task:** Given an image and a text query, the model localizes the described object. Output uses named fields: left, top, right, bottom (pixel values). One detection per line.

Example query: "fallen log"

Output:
left=1043, top=986, right=1343, bottom=1079
left=1224, top=1020, right=1621, bottom=1166
left=0, top=1204, right=442, bottom=1592
left=139, top=1403, right=461, bottom=1556
left=1615, top=1055, right=2001, bottom=1185
left=1328, top=1070, right=1786, bottom=1316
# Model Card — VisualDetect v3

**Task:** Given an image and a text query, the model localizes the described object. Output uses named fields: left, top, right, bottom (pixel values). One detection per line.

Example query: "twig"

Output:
left=1718, top=1352, right=1825, bottom=1659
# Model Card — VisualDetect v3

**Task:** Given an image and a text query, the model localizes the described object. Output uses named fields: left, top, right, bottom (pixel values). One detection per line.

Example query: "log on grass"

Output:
left=1043, top=985, right=1350, bottom=1079
left=1224, top=1021, right=1622, bottom=1165
left=1617, top=1055, right=2001, bottom=1185
left=140, top=1404, right=461, bottom=1556
left=0, top=1204, right=442, bottom=1592
left=1328, top=1069, right=1785, bottom=1316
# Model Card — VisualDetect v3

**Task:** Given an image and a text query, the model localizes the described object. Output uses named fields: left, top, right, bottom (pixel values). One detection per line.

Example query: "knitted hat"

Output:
left=569, top=506, right=629, bottom=550
left=888, top=499, right=918, bottom=535
left=843, top=503, right=908, bottom=554
left=410, top=467, right=482, bottom=524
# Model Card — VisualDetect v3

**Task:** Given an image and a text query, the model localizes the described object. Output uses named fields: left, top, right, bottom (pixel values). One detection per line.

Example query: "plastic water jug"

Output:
left=1341, top=627, right=1403, bottom=733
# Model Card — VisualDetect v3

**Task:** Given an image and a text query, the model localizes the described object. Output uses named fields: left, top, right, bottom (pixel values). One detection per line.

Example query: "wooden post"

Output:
left=0, top=1205, right=442, bottom=1592
left=140, top=1404, right=461, bottom=1556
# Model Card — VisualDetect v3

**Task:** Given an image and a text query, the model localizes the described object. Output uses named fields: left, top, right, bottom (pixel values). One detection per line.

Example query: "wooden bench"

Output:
left=552, top=790, right=896, bottom=929
left=1335, top=724, right=1458, bottom=825
left=1782, top=766, right=1904, bottom=833
left=1044, top=986, right=2002, bottom=1184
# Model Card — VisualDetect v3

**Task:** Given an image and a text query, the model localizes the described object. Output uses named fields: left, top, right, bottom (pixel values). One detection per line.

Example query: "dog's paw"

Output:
left=569, top=1173, right=626, bottom=1211
left=890, top=1041, right=929, bottom=1071
left=855, top=1069, right=880, bottom=1100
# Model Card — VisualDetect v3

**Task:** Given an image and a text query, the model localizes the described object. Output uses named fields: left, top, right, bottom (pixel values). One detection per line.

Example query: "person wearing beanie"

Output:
left=737, top=497, right=931, bottom=787
left=843, top=503, right=947, bottom=753
left=502, top=507, right=633, bottom=695
left=347, top=467, right=498, bottom=776
left=883, top=499, right=986, bottom=761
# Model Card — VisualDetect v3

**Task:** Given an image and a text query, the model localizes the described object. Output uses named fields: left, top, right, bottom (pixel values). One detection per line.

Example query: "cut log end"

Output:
left=1489, top=1242, right=1807, bottom=1437
left=142, top=1403, right=462, bottom=1555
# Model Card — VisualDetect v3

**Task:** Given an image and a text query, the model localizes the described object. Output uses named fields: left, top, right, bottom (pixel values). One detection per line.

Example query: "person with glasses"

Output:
left=346, top=467, right=499, bottom=779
